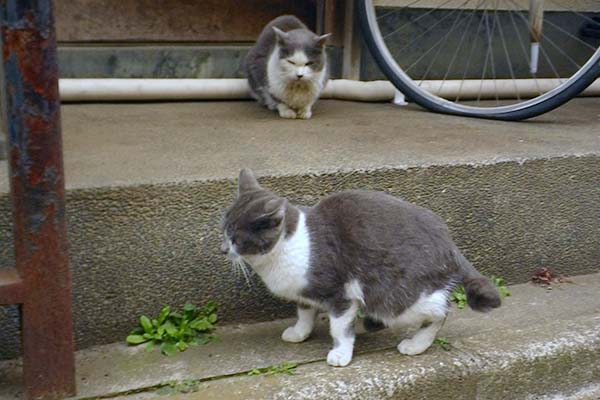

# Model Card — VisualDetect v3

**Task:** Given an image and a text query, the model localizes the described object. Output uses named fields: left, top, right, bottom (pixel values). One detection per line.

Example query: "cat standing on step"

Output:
left=244, top=15, right=330, bottom=119
left=221, top=169, right=501, bottom=367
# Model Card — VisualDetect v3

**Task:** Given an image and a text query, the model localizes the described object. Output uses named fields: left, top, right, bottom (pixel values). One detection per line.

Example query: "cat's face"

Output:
left=273, top=27, right=330, bottom=83
left=221, top=169, right=286, bottom=262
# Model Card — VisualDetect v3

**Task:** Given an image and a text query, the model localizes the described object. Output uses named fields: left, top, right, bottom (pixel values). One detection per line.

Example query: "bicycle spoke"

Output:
left=382, top=0, right=457, bottom=39
left=497, top=0, right=521, bottom=100
left=419, top=1, right=471, bottom=84
left=403, top=3, right=473, bottom=74
left=489, top=1, right=500, bottom=104
left=546, top=0, right=600, bottom=26
left=540, top=15, right=598, bottom=51
left=477, top=5, right=492, bottom=103
left=376, top=0, right=425, bottom=21
left=456, top=0, right=489, bottom=102
left=505, top=1, right=542, bottom=96
left=391, top=1, right=468, bottom=55
left=440, top=0, right=485, bottom=96
left=506, top=0, right=563, bottom=80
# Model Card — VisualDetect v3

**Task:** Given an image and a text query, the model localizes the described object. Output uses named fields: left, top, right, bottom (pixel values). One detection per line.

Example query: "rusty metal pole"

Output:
left=0, top=0, right=76, bottom=399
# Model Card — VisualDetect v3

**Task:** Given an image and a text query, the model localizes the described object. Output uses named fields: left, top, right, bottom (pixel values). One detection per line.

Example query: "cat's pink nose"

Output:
left=220, top=242, right=228, bottom=254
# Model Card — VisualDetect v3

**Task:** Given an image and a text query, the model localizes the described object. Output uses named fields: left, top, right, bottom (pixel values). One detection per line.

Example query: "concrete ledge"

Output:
left=57, top=46, right=343, bottom=80
left=2, top=273, right=599, bottom=399
left=1, top=99, right=599, bottom=360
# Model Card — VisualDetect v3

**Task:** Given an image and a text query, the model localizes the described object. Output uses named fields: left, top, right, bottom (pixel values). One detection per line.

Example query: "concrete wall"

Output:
left=1, top=156, right=599, bottom=359
left=55, top=9, right=599, bottom=80
left=54, top=0, right=317, bottom=43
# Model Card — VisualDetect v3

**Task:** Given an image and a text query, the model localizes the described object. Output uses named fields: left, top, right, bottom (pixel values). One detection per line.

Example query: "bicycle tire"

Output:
left=358, top=0, right=600, bottom=121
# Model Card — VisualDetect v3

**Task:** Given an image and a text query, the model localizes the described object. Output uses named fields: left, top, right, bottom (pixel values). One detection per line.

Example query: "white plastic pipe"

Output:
left=59, top=79, right=250, bottom=102
left=59, top=78, right=600, bottom=102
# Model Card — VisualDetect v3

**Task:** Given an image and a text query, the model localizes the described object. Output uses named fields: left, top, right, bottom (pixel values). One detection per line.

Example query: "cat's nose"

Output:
left=220, top=242, right=228, bottom=254
left=296, top=74, right=304, bottom=79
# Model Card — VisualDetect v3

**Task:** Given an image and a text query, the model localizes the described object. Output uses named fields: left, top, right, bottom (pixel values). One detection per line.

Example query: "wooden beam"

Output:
left=0, top=268, right=24, bottom=305
left=342, top=0, right=362, bottom=80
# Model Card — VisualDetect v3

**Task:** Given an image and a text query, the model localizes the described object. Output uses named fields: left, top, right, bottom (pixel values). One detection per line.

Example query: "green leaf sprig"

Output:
left=247, top=362, right=298, bottom=376
left=126, top=301, right=218, bottom=356
left=451, top=275, right=511, bottom=310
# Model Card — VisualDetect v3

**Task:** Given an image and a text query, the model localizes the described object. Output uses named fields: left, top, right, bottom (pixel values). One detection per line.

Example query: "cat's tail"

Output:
left=455, top=251, right=501, bottom=312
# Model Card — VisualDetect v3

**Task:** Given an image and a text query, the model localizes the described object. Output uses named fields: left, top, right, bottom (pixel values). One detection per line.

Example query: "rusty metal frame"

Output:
left=0, top=0, right=76, bottom=399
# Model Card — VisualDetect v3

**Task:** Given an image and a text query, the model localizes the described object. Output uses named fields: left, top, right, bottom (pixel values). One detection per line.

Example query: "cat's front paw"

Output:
left=297, top=108, right=312, bottom=119
left=397, top=338, right=431, bottom=355
left=277, top=104, right=297, bottom=119
left=327, top=347, right=353, bottom=367
left=282, top=326, right=310, bottom=343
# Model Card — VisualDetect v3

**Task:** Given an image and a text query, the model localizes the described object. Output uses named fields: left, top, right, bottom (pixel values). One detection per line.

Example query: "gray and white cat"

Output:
left=244, top=15, right=330, bottom=119
left=221, top=169, right=501, bottom=367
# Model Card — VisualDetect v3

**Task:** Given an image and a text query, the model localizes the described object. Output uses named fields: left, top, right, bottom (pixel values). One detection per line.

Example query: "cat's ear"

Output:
left=272, top=26, right=288, bottom=45
left=238, top=168, right=261, bottom=194
left=263, top=198, right=287, bottom=219
left=317, top=33, right=331, bottom=47
left=251, top=198, right=287, bottom=231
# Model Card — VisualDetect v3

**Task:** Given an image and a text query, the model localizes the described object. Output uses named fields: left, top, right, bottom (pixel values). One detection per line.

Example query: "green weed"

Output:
left=433, top=337, right=451, bottom=351
left=126, top=301, right=218, bottom=356
left=247, top=361, right=298, bottom=376
left=451, top=275, right=511, bottom=310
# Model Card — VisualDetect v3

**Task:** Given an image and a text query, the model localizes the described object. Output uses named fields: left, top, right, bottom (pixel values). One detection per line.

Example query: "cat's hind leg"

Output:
left=397, top=317, right=445, bottom=355
left=327, top=301, right=358, bottom=367
left=395, top=290, right=449, bottom=356
left=282, top=304, right=317, bottom=343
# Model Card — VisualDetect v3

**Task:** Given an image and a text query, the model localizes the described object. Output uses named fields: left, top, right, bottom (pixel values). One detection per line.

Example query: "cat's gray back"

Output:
left=303, top=190, right=461, bottom=316
left=247, top=15, right=307, bottom=60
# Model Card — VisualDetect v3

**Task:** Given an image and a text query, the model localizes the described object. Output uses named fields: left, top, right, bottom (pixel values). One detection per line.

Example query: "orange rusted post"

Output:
left=0, top=0, right=76, bottom=398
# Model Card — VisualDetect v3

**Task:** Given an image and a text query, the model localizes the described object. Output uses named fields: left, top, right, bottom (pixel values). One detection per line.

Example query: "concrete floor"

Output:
left=1, top=98, right=600, bottom=192
left=1, top=273, right=599, bottom=400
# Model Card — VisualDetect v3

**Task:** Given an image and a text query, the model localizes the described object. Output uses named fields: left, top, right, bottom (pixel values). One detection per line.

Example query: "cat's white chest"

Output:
left=267, top=48, right=325, bottom=110
left=246, top=212, right=311, bottom=302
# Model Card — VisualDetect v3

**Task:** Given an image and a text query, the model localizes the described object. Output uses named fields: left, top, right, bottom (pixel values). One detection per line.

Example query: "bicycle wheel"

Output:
left=358, top=0, right=600, bottom=120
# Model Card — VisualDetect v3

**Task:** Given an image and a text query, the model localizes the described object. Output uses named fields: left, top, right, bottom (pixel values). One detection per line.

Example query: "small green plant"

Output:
left=490, top=275, right=511, bottom=298
left=157, top=379, right=201, bottom=395
left=451, top=275, right=511, bottom=310
left=450, top=285, right=468, bottom=309
left=247, top=361, right=298, bottom=376
left=126, top=301, right=218, bottom=356
left=433, top=337, right=451, bottom=351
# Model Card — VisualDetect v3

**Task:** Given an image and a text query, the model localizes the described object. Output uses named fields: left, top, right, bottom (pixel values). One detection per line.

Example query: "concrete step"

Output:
left=1, top=273, right=599, bottom=399
left=1, top=99, right=600, bottom=360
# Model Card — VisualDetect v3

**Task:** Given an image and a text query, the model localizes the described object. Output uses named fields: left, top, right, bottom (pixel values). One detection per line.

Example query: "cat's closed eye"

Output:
left=306, top=61, right=314, bottom=66
left=287, top=60, right=296, bottom=65
left=252, top=218, right=278, bottom=232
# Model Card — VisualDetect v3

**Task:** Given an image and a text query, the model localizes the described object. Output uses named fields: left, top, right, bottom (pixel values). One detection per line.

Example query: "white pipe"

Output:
left=59, top=78, right=600, bottom=102
left=59, top=79, right=250, bottom=102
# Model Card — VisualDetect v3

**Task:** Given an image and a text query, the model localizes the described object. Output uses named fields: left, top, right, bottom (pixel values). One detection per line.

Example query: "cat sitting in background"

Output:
left=244, top=15, right=330, bottom=119
left=221, top=169, right=501, bottom=367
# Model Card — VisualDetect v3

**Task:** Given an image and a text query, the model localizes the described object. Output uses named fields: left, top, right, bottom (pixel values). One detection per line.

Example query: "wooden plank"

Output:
left=342, top=0, right=361, bottom=80
left=0, top=268, right=24, bottom=305
left=55, top=0, right=318, bottom=43
left=319, top=0, right=345, bottom=47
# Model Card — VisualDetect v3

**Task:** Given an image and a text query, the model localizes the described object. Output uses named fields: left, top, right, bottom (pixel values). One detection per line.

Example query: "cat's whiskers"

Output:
left=231, top=257, right=254, bottom=289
